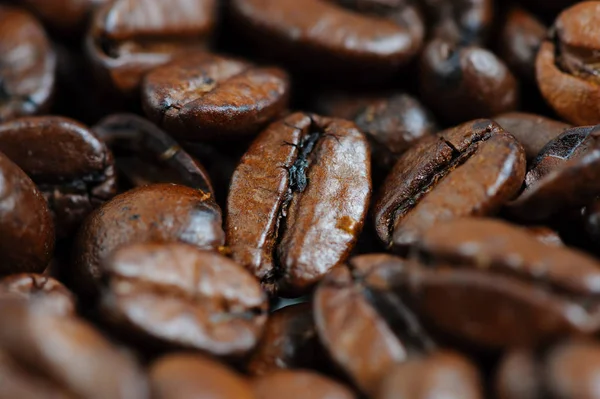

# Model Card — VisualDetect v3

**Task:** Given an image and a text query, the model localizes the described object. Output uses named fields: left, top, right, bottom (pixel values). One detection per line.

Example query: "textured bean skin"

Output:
left=72, top=183, right=224, bottom=300
left=230, top=0, right=424, bottom=81
left=150, top=353, right=255, bottom=399
left=374, top=119, right=525, bottom=254
left=372, top=218, right=600, bottom=349
left=0, top=300, right=148, bottom=399
left=0, top=5, right=56, bottom=121
left=100, top=242, right=268, bottom=357
left=508, top=125, right=600, bottom=222
left=93, top=113, right=213, bottom=193
left=0, top=116, right=117, bottom=237
left=536, top=2, right=600, bottom=125
left=226, top=113, right=371, bottom=296
left=0, top=152, right=54, bottom=276
left=142, top=53, right=289, bottom=141
left=86, top=0, right=217, bottom=96
left=0, top=273, right=75, bottom=316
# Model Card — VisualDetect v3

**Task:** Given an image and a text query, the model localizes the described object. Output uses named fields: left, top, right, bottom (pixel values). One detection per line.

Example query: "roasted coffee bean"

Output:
left=520, top=0, right=579, bottom=14
left=524, top=226, right=564, bottom=247
left=420, top=0, right=493, bottom=44
left=21, top=0, right=107, bottom=35
left=86, top=0, right=217, bottom=97
left=377, top=351, right=483, bottom=399
left=420, top=39, right=519, bottom=124
left=496, top=339, right=600, bottom=399
left=99, top=242, right=268, bottom=357
left=0, top=152, right=54, bottom=276
left=252, top=370, right=356, bottom=399
left=314, top=254, right=435, bottom=395
left=0, top=300, right=148, bottom=399
left=142, top=53, right=290, bottom=141
left=314, top=91, right=437, bottom=174
left=230, top=0, right=425, bottom=82
left=494, top=112, right=571, bottom=161
left=226, top=113, right=371, bottom=296
left=537, top=2, right=600, bottom=125
left=93, top=113, right=213, bottom=193
left=376, top=217, right=600, bottom=348
left=0, top=5, right=56, bottom=121
left=0, top=273, right=75, bottom=316
left=246, top=302, right=327, bottom=376
left=498, top=7, right=547, bottom=82
left=150, top=353, right=254, bottom=399
left=72, top=183, right=224, bottom=300
left=0, top=116, right=117, bottom=237
left=508, top=125, right=600, bottom=222
left=374, top=119, right=525, bottom=254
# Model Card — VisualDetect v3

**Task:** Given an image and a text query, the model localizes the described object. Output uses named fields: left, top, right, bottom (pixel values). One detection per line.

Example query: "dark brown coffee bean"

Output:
left=0, top=300, right=148, bottom=399
left=314, top=91, right=437, bottom=173
left=93, top=113, right=213, bottom=193
left=494, top=112, right=571, bottom=162
left=246, top=303, right=327, bottom=376
left=314, top=254, right=435, bottom=395
left=498, top=7, right=547, bottom=82
left=384, top=217, right=600, bottom=348
left=0, top=152, right=54, bottom=276
left=377, top=351, right=483, bottom=399
left=0, top=5, right=56, bottom=121
left=0, top=116, right=117, bottom=237
left=508, top=125, right=600, bottom=222
left=72, top=183, right=224, bottom=300
left=374, top=119, right=525, bottom=254
left=99, top=242, right=267, bottom=356
left=421, top=0, right=493, bottom=44
left=226, top=113, right=371, bottom=296
left=21, top=0, right=107, bottom=35
left=86, top=0, right=217, bottom=97
left=536, top=2, right=600, bottom=125
left=142, top=53, right=290, bottom=141
left=230, top=0, right=424, bottom=81
left=150, top=353, right=255, bottom=399
left=496, top=339, right=600, bottom=399
left=420, top=39, right=519, bottom=124
left=0, top=273, right=75, bottom=316
left=252, top=370, right=356, bottom=399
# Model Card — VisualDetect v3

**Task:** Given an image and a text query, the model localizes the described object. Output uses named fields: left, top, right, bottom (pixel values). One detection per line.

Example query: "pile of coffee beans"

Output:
left=3, top=0, right=600, bottom=397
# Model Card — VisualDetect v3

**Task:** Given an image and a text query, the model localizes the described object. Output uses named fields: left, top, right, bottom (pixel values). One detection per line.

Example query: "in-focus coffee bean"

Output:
left=374, top=119, right=525, bottom=254
left=227, top=112, right=371, bottom=296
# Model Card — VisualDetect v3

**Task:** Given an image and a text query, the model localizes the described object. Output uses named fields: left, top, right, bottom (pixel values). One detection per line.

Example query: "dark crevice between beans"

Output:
left=386, top=129, right=493, bottom=244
